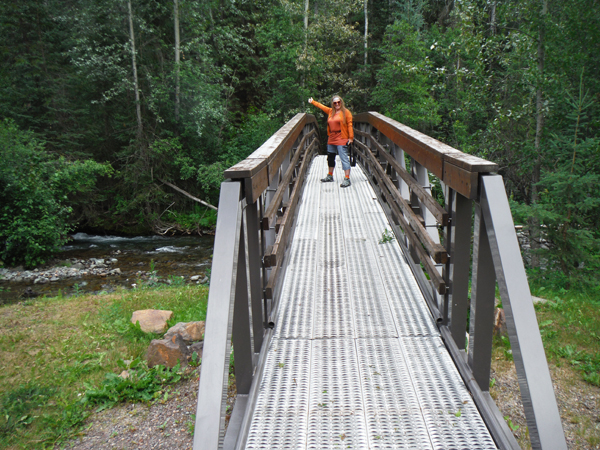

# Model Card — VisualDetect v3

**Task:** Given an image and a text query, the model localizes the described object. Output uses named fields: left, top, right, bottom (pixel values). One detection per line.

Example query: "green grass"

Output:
left=0, top=284, right=208, bottom=449
left=531, top=285, right=600, bottom=387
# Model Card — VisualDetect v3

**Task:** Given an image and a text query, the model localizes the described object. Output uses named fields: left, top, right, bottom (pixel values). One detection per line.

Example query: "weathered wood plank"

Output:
left=263, top=146, right=315, bottom=267
left=244, top=166, right=269, bottom=205
left=354, top=112, right=497, bottom=174
left=267, top=129, right=317, bottom=184
left=265, top=263, right=279, bottom=299
left=443, top=161, right=480, bottom=200
left=224, top=113, right=316, bottom=179
left=262, top=139, right=317, bottom=230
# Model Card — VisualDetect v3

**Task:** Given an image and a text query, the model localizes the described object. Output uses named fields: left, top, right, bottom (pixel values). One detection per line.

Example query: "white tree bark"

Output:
left=304, top=0, right=309, bottom=52
left=364, top=0, right=368, bottom=68
left=174, top=0, right=180, bottom=122
left=127, top=0, right=143, bottom=140
left=531, top=0, right=547, bottom=267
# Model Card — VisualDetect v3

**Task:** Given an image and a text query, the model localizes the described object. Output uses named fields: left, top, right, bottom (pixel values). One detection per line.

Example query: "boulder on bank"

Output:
left=131, top=309, right=173, bottom=334
left=146, top=333, right=190, bottom=368
left=164, top=321, right=205, bottom=344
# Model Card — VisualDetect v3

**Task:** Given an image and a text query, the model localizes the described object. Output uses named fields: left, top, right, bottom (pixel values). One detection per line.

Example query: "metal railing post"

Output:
left=446, top=190, right=472, bottom=350
left=231, top=213, right=253, bottom=395
left=468, top=202, right=496, bottom=389
left=481, top=175, right=567, bottom=450
left=193, top=181, right=243, bottom=450
left=245, top=200, right=264, bottom=351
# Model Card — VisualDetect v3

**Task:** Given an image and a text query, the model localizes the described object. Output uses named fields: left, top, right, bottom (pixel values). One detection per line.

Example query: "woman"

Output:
left=308, top=95, right=354, bottom=187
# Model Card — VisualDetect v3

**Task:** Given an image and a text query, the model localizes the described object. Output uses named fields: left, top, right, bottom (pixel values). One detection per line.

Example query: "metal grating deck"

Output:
left=245, top=156, right=498, bottom=449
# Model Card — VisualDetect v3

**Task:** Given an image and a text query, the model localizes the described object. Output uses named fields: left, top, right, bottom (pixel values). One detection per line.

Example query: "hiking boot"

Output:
left=340, top=178, right=351, bottom=188
left=321, top=174, right=334, bottom=182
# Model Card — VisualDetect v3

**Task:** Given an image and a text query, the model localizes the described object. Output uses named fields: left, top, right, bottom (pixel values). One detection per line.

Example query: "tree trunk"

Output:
left=304, top=0, right=309, bottom=53
left=127, top=0, right=143, bottom=141
left=490, top=2, right=497, bottom=35
left=364, top=0, right=368, bottom=68
left=530, top=0, right=547, bottom=268
left=174, top=0, right=180, bottom=122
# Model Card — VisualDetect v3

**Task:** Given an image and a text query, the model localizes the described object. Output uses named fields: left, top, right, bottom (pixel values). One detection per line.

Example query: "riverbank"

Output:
left=2, top=284, right=598, bottom=449
left=0, top=284, right=209, bottom=450
left=0, top=233, right=214, bottom=304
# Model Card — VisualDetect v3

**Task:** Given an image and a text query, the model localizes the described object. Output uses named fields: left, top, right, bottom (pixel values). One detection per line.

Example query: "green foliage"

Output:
left=379, top=229, right=395, bottom=244
left=0, top=119, right=111, bottom=267
left=0, top=385, right=53, bottom=437
left=372, top=20, right=440, bottom=132
left=83, top=358, right=183, bottom=411
left=164, top=207, right=217, bottom=231
left=512, top=75, right=600, bottom=287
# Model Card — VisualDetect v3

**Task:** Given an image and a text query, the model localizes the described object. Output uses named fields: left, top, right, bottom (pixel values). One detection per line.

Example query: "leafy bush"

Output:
left=164, top=206, right=217, bottom=231
left=0, top=119, right=112, bottom=267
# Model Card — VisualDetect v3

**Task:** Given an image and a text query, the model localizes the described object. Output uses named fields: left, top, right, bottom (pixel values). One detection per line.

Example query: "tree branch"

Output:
left=159, top=179, right=218, bottom=211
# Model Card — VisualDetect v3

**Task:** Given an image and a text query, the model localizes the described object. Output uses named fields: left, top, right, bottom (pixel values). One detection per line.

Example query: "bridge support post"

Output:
left=481, top=175, right=567, bottom=450
left=468, top=203, right=496, bottom=389
left=232, top=214, right=254, bottom=395
left=193, top=181, right=243, bottom=450
left=245, top=200, right=264, bottom=351
left=445, top=190, right=472, bottom=350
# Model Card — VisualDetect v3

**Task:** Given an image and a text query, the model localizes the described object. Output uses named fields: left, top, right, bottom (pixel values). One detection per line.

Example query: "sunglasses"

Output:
left=333, top=101, right=341, bottom=105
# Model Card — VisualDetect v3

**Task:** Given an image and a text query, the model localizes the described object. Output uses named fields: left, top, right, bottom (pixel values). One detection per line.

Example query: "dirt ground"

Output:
left=490, top=355, right=600, bottom=449
left=58, top=356, right=599, bottom=449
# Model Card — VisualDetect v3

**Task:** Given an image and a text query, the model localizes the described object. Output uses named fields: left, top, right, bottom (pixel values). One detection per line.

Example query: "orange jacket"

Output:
left=311, top=100, right=354, bottom=141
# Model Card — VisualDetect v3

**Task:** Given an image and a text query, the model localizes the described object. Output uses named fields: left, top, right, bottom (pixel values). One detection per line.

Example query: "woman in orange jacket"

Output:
left=308, top=95, right=354, bottom=187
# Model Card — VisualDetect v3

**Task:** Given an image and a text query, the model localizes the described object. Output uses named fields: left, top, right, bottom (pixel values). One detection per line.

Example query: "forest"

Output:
left=1, top=0, right=599, bottom=289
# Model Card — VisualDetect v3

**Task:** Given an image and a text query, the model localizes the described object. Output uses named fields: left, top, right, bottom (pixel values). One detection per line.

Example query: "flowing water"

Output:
left=0, top=233, right=215, bottom=304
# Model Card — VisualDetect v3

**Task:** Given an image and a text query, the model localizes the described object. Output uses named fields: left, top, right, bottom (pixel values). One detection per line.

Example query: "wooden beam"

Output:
left=263, top=146, right=315, bottom=267
left=356, top=145, right=446, bottom=294
left=354, top=112, right=497, bottom=200
left=358, top=132, right=449, bottom=225
left=262, top=138, right=317, bottom=230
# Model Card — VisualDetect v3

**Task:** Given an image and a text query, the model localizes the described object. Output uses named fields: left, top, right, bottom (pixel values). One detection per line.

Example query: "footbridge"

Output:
left=193, top=112, right=567, bottom=449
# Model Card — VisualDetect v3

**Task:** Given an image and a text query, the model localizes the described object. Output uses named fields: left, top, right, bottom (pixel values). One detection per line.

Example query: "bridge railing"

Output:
left=353, top=112, right=566, bottom=450
left=192, top=113, right=320, bottom=450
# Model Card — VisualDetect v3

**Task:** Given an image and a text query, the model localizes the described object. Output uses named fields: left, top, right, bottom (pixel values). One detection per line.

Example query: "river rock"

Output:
left=164, top=321, right=205, bottom=344
left=493, top=308, right=507, bottom=337
left=146, top=334, right=190, bottom=368
left=131, top=309, right=173, bottom=333
left=190, top=341, right=204, bottom=359
left=22, top=287, right=40, bottom=298
left=190, top=275, right=201, bottom=281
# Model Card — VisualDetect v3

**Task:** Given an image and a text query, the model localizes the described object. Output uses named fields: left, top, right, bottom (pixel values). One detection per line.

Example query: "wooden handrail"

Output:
left=263, top=140, right=317, bottom=269
left=354, top=129, right=448, bottom=225
left=224, top=113, right=320, bottom=204
left=354, top=112, right=497, bottom=199
left=262, top=130, right=316, bottom=230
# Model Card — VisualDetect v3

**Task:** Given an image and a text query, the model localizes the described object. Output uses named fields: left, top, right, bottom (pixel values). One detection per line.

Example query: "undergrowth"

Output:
left=532, top=286, right=600, bottom=387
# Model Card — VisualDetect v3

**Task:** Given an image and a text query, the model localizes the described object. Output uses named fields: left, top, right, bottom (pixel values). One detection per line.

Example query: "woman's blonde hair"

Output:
left=329, top=95, right=348, bottom=125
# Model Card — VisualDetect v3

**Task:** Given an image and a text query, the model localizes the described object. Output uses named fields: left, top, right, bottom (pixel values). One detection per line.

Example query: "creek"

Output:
left=0, top=233, right=215, bottom=305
